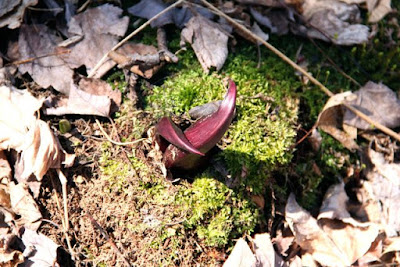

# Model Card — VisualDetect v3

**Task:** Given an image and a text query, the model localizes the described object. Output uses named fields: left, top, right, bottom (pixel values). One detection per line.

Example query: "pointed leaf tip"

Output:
left=155, top=117, right=205, bottom=156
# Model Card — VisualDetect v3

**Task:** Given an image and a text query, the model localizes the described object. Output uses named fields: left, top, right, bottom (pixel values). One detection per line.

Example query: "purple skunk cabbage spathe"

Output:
left=155, top=80, right=237, bottom=170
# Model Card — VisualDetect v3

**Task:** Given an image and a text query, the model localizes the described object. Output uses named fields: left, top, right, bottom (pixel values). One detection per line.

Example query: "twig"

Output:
left=95, top=118, right=145, bottom=146
left=85, top=212, right=131, bottom=267
left=88, top=0, right=185, bottom=78
left=7, top=50, right=71, bottom=66
left=51, top=173, right=75, bottom=260
left=199, top=0, right=400, bottom=142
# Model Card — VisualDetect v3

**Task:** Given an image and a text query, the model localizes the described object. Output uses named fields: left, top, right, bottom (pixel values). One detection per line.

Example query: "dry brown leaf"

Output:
left=20, top=227, right=68, bottom=265
left=272, top=223, right=294, bottom=257
left=18, top=24, right=74, bottom=95
left=44, top=82, right=112, bottom=117
left=357, top=234, right=384, bottom=265
left=288, top=255, right=302, bottom=267
left=286, top=193, right=379, bottom=265
left=181, top=15, right=229, bottom=72
left=319, top=218, right=379, bottom=264
left=317, top=91, right=359, bottom=151
left=79, top=77, right=121, bottom=114
left=252, top=233, right=286, bottom=267
left=0, top=0, right=38, bottom=29
left=343, top=81, right=400, bottom=130
left=0, top=248, right=24, bottom=266
left=368, top=0, right=392, bottom=23
left=62, top=4, right=129, bottom=78
left=357, top=147, right=400, bottom=237
left=223, top=238, right=256, bottom=267
left=383, top=237, right=400, bottom=255
left=0, top=85, right=73, bottom=196
left=318, top=182, right=370, bottom=227
left=0, top=151, right=11, bottom=181
left=0, top=1, right=21, bottom=18
left=9, top=182, right=41, bottom=231
left=250, top=7, right=289, bottom=35
left=297, top=0, right=370, bottom=45
left=300, top=253, right=318, bottom=267
left=0, top=85, right=43, bottom=149
left=308, top=129, right=322, bottom=152
left=285, top=194, right=351, bottom=266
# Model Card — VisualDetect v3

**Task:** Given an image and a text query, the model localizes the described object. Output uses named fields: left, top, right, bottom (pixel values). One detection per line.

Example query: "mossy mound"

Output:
left=147, top=44, right=300, bottom=194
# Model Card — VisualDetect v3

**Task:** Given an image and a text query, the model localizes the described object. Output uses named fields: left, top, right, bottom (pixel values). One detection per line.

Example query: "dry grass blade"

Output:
left=88, top=0, right=185, bottom=78
left=95, top=118, right=145, bottom=146
left=86, top=212, right=131, bottom=267
left=198, top=0, right=400, bottom=142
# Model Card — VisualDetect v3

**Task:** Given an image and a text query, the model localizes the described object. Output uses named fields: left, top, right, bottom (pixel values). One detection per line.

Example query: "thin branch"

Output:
left=95, top=118, right=145, bottom=146
left=199, top=0, right=400, bottom=142
left=88, top=0, right=185, bottom=78
left=7, top=50, right=71, bottom=66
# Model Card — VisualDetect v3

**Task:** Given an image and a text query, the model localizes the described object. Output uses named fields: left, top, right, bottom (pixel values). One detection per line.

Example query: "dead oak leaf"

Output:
left=181, top=15, right=229, bottom=72
left=356, top=147, right=400, bottom=237
left=44, top=81, right=112, bottom=117
left=343, top=81, right=400, bottom=130
left=298, top=0, right=370, bottom=45
left=286, top=193, right=379, bottom=266
left=9, top=182, right=42, bottom=231
left=63, top=4, right=129, bottom=78
left=223, top=238, right=256, bottom=267
left=317, top=91, right=359, bottom=151
left=18, top=24, right=74, bottom=95
left=0, top=0, right=38, bottom=29
left=0, top=85, right=73, bottom=197
left=318, top=182, right=371, bottom=227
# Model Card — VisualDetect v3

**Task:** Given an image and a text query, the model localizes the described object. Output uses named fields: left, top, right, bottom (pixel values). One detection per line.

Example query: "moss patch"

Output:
left=146, top=44, right=300, bottom=195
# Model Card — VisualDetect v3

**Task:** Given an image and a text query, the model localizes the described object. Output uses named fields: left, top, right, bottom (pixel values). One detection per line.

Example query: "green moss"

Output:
left=146, top=45, right=300, bottom=194
left=176, top=176, right=258, bottom=247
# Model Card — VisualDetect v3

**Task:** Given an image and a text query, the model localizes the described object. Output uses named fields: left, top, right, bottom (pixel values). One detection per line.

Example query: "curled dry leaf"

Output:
left=0, top=249, right=24, bottom=266
left=250, top=7, right=290, bottom=35
left=317, top=91, right=359, bottom=151
left=343, top=81, right=400, bottom=130
left=285, top=194, right=350, bottom=266
left=0, top=85, right=74, bottom=196
left=286, top=193, right=379, bottom=265
left=181, top=15, right=229, bottom=72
